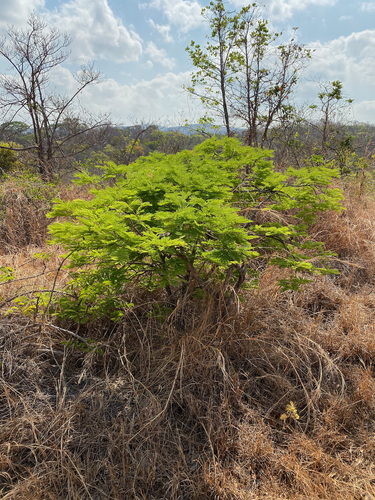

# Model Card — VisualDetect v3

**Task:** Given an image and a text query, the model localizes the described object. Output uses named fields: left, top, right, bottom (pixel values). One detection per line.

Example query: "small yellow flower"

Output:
left=280, top=401, right=300, bottom=429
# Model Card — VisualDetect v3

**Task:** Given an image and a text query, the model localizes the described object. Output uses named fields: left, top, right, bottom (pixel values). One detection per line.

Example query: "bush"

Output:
left=48, top=137, right=344, bottom=324
left=0, top=142, right=22, bottom=175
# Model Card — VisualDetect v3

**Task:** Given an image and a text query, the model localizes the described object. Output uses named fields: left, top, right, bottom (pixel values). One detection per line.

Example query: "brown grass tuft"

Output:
left=0, top=175, right=91, bottom=255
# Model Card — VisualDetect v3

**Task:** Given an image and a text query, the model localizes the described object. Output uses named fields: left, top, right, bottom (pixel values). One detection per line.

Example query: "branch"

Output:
left=0, top=143, right=37, bottom=151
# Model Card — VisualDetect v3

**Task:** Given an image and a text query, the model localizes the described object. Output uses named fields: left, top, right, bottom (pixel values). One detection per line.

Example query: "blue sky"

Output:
left=0, top=0, right=374, bottom=125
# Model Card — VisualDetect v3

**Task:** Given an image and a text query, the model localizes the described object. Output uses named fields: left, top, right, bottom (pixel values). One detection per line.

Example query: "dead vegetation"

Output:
left=0, top=173, right=92, bottom=254
left=1, top=179, right=375, bottom=499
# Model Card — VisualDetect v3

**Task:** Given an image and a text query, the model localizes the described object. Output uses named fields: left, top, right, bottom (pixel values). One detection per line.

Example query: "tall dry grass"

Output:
left=0, top=173, right=91, bottom=254
left=1, top=178, right=375, bottom=499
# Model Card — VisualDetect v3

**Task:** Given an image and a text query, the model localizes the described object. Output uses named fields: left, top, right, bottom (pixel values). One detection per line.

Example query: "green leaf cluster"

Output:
left=0, top=266, right=15, bottom=283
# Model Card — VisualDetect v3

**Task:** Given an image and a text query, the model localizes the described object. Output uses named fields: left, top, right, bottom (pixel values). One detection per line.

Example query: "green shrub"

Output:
left=0, top=143, right=22, bottom=175
left=48, top=137, right=344, bottom=323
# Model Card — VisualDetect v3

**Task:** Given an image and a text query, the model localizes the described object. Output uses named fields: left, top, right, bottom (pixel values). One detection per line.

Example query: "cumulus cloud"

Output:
left=0, top=0, right=45, bottom=30
left=293, top=30, right=375, bottom=122
left=268, top=0, right=337, bottom=20
left=339, top=15, right=352, bottom=21
left=148, top=0, right=202, bottom=32
left=49, top=69, right=193, bottom=122
left=232, top=0, right=337, bottom=21
left=47, top=0, right=143, bottom=63
left=361, top=2, right=375, bottom=11
left=308, top=30, right=375, bottom=79
left=145, top=41, right=175, bottom=69
left=148, top=19, right=174, bottom=43
left=353, top=100, right=375, bottom=123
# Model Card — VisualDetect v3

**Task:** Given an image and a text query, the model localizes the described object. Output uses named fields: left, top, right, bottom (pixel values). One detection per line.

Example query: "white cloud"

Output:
left=308, top=31, right=375, bottom=77
left=47, top=0, right=143, bottom=63
left=0, top=0, right=45, bottom=30
left=145, top=41, right=175, bottom=69
left=50, top=69, right=194, bottom=122
left=91, top=71, right=193, bottom=122
left=268, top=0, right=337, bottom=20
left=293, top=30, right=375, bottom=121
left=148, top=19, right=174, bottom=43
left=353, top=100, right=375, bottom=123
left=149, top=0, right=202, bottom=32
left=339, top=15, right=352, bottom=21
left=232, top=0, right=336, bottom=21
left=361, top=2, right=375, bottom=12
left=50, top=66, right=78, bottom=92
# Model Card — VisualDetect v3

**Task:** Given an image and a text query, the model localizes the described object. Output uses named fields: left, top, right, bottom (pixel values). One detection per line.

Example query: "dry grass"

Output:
left=0, top=174, right=91, bottom=254
left=1, top=180, right=375, bottom=499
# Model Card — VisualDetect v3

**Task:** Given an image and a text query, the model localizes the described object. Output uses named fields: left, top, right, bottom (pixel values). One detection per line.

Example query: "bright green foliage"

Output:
left=1, top=169, right=58, bottom=199
left=0, top=266, right=15, bottom=283
left=48, top=137, right=344, bottom=322
left=5, top=292, right=50, bottom=317
left=0, top=143, right=22, bottom=174
left=56, top=269, right=131, bottom=324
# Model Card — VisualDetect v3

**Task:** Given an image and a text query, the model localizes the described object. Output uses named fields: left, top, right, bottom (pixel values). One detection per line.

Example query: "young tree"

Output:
left=47, top=137, right=343, bottom=325
left=185, top=0, right=311, bottom=147
left=305, top=81, right=354, bottom=163
left=0, top=142, right=21, bottom=175
left=271, top=81, right=356, bottom=173
left=185, top=0, right=256, bottom=136
left=0, top=13, right=109, bottom=181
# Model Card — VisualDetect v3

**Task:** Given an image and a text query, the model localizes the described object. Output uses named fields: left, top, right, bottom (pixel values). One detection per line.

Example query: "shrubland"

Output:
left=1, top=3, right=375, bottom=499
left=1, top=134, right=375, bottom=500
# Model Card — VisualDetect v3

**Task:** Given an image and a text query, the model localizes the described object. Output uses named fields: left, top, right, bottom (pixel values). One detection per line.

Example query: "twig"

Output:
left=43, top=252, right=72, bottom=318
left=45, top=323, right=90, bottom=346
left=0, top=268, right=62, bottom=286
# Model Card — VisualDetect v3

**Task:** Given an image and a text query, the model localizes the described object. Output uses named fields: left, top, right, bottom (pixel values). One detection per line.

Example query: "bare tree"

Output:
left=231, top=21, right=310, bottom=147
left=0, top=13, right=110, bottom=181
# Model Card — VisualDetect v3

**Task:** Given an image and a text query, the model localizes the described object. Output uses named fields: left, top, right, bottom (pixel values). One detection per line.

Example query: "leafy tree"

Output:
left=87, top=125, right=151, bottom=167
left=47, top=137, right=343, bottom=325
left=185, top=0, right=311, bottom=146
left=145, top=128, right=204, bottom=155
left=0, top=14, right=109, bottom=181
left=304, top=81, right=355, bottom=171
left=268, top=81, right=356, bottom=172
left=97, top=125, right=206, bottom=167
left=310, top=81, right=353, bottom=152
left=0, top=121, right=29, bottom=142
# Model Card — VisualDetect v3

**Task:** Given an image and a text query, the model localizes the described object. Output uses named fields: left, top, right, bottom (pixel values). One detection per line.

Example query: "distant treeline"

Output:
left=1, top=119, right=375, bottom=177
